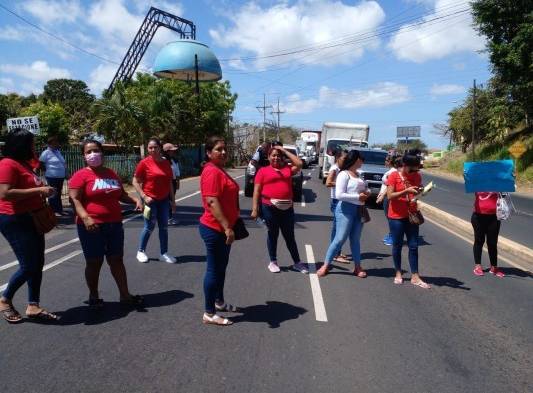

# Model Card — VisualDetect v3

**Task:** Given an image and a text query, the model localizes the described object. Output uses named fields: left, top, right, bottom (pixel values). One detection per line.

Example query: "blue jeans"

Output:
left=199, top=224, right=231, bottom=314
left=329, top=198, right=343, bottom=256
left=383, top=196, right=391, bottom=237
left=138, top=198, right=169, bottom=254
left=46, top=177, right=64, bottom=214
left=261, top=204, right=301, bottom=263
left=0, top=214, right=45, bottom=304
left=389, top=218, right=419, bottom=273
left=78, top=222, right=124, bottom=259
left=324, top=202, right=363, bottom=266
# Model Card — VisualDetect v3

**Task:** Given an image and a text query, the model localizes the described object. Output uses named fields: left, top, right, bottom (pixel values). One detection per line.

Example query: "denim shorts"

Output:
left=77, top=222, right=124, bottom=259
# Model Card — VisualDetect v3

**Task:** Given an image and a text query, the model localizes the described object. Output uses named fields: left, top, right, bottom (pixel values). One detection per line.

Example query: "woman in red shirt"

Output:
left=471, top=192, right=504, bottom=277
left=133, top=137, right=176, bottom=264
left=386, top=152, right=430, bottom=289
left=251, top=146, right=308, bottom=274
left=199, top=136, right=240, bottom=326
left=0, top=128, right=58, bottom=323
left=69, top=140, right=144, bottom=307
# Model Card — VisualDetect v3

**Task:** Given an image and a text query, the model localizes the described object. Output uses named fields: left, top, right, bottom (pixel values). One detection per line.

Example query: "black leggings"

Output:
left=471, top=213, right=500, bottom=266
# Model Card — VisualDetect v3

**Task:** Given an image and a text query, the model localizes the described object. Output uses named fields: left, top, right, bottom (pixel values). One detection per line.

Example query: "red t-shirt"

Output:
left=200, top=162, right=240, bottom=233
left=387, top=170, right=422, bottom=219
left=254, top=165, right=293, bottom=205
left=69, top=167, right=123, bottom=224
left=0, top=158, right=44, bottom=215
left=474, top=192, right=497, bottom=215
left=134, top=156, right=173, bottom=200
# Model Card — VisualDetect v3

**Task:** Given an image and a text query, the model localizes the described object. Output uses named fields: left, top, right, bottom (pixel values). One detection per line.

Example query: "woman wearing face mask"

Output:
left=325, top=149, right=350, bottom=263
left=133, top=137, right=176, bottom=264
left=318, top=149, right=370, bottom=278
left=251, top=146, right=308, bottom=274
left=386, top=152, right=430, bottom=288
left=199, top=136, right=241, bottom=326
left=0, top=128, right=58, bottom=323
left=69, top=140, right=144, bottom=307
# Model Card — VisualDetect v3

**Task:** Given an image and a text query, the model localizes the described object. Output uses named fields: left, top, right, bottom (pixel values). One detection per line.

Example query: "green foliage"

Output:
left=471, top=0, right=533, bottom=120
left=397, top=139, right=428, bottom=153
left=19, top=101, right=69, bottom=142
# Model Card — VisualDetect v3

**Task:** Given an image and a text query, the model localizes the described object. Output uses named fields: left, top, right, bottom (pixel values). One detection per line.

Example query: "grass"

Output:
left=437, top=129, right=533, bottom=186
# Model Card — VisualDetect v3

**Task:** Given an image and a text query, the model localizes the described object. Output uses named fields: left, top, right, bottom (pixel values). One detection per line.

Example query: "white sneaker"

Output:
left=136, top=251, right=149, bottom=263
left=268, top=262, right=281, bottom=273
left=159, top=253, right=177, bottom=264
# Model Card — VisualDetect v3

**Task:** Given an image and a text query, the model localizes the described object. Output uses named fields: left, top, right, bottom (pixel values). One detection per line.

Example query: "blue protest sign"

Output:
left=463, top=160, right=515, bottom=193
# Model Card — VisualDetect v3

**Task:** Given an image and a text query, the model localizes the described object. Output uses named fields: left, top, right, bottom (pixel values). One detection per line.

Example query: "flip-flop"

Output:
left=215, top=303, right=242, bottom=313
left=1, top=306, right=23, bottom=323
left=411, top=280, right=431, bottom=289
left=27, top=309, right=60, bottom=321
left=203, top=313, right=233, bottom=326
left=394, top=277, right=403, bottom=285
left=333, top=256, right=351, bottom=264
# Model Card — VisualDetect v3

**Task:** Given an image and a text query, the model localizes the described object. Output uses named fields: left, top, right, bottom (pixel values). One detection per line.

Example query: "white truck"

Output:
left=319, top=122, right=369, bottom=183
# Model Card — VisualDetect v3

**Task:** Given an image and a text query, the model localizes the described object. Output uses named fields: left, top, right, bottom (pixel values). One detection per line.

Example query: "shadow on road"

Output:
left=231, top=301, right=307, bottom=328
left=499, top=267, right=533, bottom=280
left=302, top=188, right=317, bottom=203
left=54, top=289, right=194, bottom=326
left=361, top=252, right=391, bottom=260
left=422, top=276, right=470, bottom=290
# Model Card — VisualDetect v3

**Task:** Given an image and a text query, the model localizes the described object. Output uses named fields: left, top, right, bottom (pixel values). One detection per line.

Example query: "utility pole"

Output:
left=472, top=79, right=476, bottom=161
left=256, top=94, right=272, bottom=143
left=271, top=98, right=285, bottom=141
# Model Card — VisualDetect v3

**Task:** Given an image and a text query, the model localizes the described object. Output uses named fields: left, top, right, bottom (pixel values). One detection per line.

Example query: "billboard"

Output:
left=397, top=126, right=420, bottom=138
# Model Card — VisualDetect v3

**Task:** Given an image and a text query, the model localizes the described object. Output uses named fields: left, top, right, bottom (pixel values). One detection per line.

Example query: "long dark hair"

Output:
left=204, top=135, right=225, bottom=162
left=2, top=128, right=35, bottom=161
left=402, top=152, right=421, bottom=167
left=339, top=149, right=364, bottom=171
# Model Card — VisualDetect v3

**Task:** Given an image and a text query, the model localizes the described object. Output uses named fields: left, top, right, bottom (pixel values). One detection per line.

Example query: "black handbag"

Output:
left=232, top=217, right=249, bottom=240
left=359, top=205, right=371, bottom=223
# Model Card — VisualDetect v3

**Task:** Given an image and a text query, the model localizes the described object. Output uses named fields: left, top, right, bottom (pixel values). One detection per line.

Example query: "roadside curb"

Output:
left=419, top=201, right=533, bottom=272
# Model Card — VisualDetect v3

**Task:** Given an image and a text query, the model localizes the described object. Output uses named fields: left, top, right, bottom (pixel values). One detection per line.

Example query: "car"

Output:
left=244, top=144, right=304, bottom=202
left=298, top=150, right=313, bottom=168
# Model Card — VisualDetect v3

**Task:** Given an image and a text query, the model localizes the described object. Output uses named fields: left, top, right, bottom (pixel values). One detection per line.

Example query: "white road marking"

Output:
left=239, top=190, right=244, bottom=196
left=301, top=193, right=306, bottom=207
left=303, top=180, right=307, bottom=185
left=305, top=244, right=328, bottom=322
left=307, top=173, right=312, bottom=177
left=0, top=237, right=80, bottom=271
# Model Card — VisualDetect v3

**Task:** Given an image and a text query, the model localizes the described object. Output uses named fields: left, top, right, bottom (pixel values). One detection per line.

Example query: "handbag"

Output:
left=399, top=172, right=424, bottom=225
left=232, top=217, right=249, bottom=240
left=359, top=205, right=371, bottom=223
left=30, top=198, right=57, bottom=234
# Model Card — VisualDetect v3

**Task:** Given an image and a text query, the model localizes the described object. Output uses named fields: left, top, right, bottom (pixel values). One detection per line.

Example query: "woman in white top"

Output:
left=318, top=150, right=371, bottom=278
left=376, top=154, right=402, bottom=245
left=163, top=143, right=181, bottom=225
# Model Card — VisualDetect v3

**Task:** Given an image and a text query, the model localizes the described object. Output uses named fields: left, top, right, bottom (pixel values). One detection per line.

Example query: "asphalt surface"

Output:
left=422, top=172, right=533, bottom=248
left=1, top=166, right=532, bottom=393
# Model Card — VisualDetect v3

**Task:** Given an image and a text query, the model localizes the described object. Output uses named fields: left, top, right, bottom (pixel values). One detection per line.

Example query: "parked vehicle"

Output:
left=244, top=144, right=304, bottom=201
left=300, top=131, right=321, bottom=164
left=353, top=148, right=389, bottom=200
left=319, top=122, right=369, bottom=183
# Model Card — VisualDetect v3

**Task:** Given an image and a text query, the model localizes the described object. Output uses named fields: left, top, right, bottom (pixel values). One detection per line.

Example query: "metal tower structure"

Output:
left=107, top=7, right=196, bottom=95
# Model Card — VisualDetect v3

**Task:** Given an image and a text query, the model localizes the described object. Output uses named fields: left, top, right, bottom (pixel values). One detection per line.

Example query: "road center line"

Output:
left=305, top=244, right=328, bottom=322
left=303, top=180, right=307, bottom=185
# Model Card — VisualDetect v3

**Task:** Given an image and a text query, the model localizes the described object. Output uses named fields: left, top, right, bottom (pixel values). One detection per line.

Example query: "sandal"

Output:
left=203, top=313, right=233, bottom=326
left=26, top=309, right=60, bottom=321
left=119, top=294, right=144, bottom=306
left=1, top=306, right=23, bottom=323
left=353, top=266, right=367, bottom=278
left=411, top=280, right=431, bottom=289
left=333, top=255, right=350, bottom=264
left=317, top=265, right=330, bottom=277
left=394, top=277, right=403, bottom=285
left=215, top=303, right=242, bottom=313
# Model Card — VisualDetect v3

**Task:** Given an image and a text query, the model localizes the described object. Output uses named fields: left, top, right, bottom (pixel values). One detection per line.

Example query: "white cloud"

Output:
left=430, top=83, right=465, bottom=95
left=22, top=0, right=82, bottom=24
left=282, top=82, right=410, bottom=114
left=388, top=0, right=485, bottom=63
left=210, top=0, right=386, bottom=69
left=0, top=61, right=71, bottom=82
left=0, top=78, right=15, bottom=94
left=0, top=26, right=26, bottom=41
left=452, top=62, right=466, bottom=70
left=88, top=63, right=117, bottom=94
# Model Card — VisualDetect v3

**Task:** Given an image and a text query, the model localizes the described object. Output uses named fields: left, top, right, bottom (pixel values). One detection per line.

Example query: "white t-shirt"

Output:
left=335, top=170, right=369, bottom=205
left=329, top=163, right=340, bottom=199
left=379, top=167, right=397, bottom=195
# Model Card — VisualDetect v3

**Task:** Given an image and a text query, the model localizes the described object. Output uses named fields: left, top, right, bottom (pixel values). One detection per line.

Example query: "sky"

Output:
left=0, top=0, right=492, bottom=148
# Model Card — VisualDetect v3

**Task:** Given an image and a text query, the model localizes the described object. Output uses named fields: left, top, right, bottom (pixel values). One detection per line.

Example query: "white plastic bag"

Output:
left=496, top=193, right=514, bottom=221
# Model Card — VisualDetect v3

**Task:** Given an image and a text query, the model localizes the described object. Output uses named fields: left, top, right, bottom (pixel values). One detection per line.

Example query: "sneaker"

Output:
left=473, top=265, right=484, bottom=276
left=293, top=262, right=309, bottom=274
left=136, top=251, right=149, bottom=263
left=383, top=238, right=393, bottom=246
left=159, top=253, right=177, bottom=264
left=268, top=262, right=281, bottom=273
left=168, top=218, right=178, bottom=225
left=489, top=266, right=505, bottom=278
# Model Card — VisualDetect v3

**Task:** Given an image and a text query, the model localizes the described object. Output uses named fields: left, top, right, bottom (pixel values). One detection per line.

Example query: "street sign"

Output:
left=397, top=126, right=420, bottom=138
left=509, top=141, right=526, bottom=158
left=6, top=116, right=40, bottom=134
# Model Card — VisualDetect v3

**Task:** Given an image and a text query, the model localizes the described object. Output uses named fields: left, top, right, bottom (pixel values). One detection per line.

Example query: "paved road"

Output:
left=422, top=172, right=533, bottom=248
left=1, top=167, right=532, bottom=393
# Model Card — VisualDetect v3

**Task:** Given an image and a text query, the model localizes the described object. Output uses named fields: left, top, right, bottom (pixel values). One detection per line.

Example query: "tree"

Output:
left=472, top=0, right=533, bottom=123
left=19, top=101, right=69, bottom=142
left=396, top=139, right=428, bottom=153
left=371, top=142, right=396, bottom=151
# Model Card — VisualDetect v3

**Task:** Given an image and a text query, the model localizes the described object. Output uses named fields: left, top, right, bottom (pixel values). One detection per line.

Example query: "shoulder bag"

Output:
left=398, top=172, right=424, bottom=225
